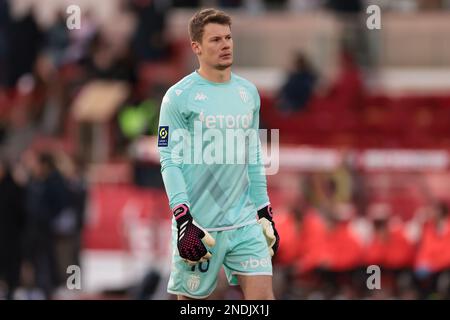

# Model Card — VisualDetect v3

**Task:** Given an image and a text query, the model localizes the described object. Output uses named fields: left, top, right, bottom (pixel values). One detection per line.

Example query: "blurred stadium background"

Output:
left=1, top=0, right=450, bottom=300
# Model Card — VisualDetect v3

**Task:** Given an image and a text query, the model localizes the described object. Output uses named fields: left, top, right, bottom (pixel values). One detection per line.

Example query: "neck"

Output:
left=197, top=65, right=231, bottom=83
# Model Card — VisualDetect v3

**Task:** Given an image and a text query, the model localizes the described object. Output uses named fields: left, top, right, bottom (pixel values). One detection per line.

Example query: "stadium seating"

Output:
left=260, top=92, right=450, bottom=150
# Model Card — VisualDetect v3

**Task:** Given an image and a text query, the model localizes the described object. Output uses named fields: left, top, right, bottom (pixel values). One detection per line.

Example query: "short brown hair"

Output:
left=188, top=8, right=232, bottom=43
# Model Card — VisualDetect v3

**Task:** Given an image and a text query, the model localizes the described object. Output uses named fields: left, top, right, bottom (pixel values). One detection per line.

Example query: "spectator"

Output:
left=271, top=175, right=328, bottom=299
left=5, top=10, right=44, bottom=88
left=365, top=204, right=416, bottom=270
left=324, top=0, right=370, bottom=68
left=415, top=201, right=450, bottom=299
left=42, top=10, right=70, bottom=69
left=319, top=203, right=365, bottom=298
left=0, top=159, right=26, bottom=300
left=277, top=52, right=317, bottom=113
left=23, top=151, right=71, bottom=299
left=323, top=48, right=364, bottom=111
left=54, top=152, right=87, bottom=278
left=83, top=32, right=137, bottom=84
left=364, top=203, right=417, bottom=298
left=0, top=0, right=10, bottom=86
left=130, top=0, right=169, bottom=62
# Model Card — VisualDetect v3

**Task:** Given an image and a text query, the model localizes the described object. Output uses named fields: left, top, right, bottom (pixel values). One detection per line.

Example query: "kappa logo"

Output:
left=187, top=274, right=201, bottom=292
left=195, top=92, right=207, bottom=101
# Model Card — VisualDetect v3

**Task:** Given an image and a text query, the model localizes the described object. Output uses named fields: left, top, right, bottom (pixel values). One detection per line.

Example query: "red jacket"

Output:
left=275, top=209, right=328, bottom=273
left=415, top=218, right=450, bottom=272
left=323, top=221, right=364, bottom=271
left=364, top=223, right=416, bottom=269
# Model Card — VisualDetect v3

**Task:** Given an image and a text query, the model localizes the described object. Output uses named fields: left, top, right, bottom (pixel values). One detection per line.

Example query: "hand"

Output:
left=257, top=204, right=280, bottom=257
left=173, top=204, right=215, bottom=265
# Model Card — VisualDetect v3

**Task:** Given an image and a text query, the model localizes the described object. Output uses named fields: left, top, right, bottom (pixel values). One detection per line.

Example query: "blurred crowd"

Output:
left=1, top=0, right=169, bottom=300
left=0, top=151, right=86, bottom=300
left=272, top=189, right=450, bottom=300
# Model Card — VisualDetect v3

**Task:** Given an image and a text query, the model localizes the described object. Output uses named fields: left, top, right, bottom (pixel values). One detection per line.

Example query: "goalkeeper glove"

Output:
left=173, top=204, right=215, bottom=265
left=257, top=204, right=280, bottom=257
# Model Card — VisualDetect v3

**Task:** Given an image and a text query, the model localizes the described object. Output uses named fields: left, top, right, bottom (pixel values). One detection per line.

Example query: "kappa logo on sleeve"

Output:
left=158, top=126, right=169, bottom=147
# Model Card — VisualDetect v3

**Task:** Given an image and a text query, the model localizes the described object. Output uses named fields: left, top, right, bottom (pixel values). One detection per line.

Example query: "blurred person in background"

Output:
left=364, top=203, right=417, bottom=299
left=324, top=0, right=370, bottom=68
left=328, top=152, right=363, bottom=207
left=321, top=48, right=365, bottom=111
left=273, top=175, right=328, bottom=299
left=1, top=93, right=37, bottom=167
left=22, top=151, right=71, bottom=299
left=0, top=0, right=9, bottom=87
left=42, top=9, right=70, bottom=69
left=318, top=202, right=365, bottom=299
left=415, top=200, right=450, bottom=299
left=83, top=32, right=137, bottom=84
left=4, top=3, right=44, bottom=88
left=0, top=159, right=26, bottom=300
left=54, top=152, right=87, bottom=280
left=130, top=0, right=170, bottom=63
left=277, top=52, right=317, bottom=114
left=32, top=53, right=66, bottom=136
left=307, top=152, right=361, bottom=215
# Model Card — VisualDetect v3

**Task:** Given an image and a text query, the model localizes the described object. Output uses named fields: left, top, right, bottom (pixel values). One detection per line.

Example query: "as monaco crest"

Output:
left=239, top=87, right=249, bottom=103
left=187, top=274, right=201, bottom=292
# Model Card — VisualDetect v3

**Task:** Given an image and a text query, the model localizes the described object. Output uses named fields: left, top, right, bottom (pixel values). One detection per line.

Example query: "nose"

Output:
left=222, top=42, right=230, bottom=51
left=221, top=38, right=231, bottom=50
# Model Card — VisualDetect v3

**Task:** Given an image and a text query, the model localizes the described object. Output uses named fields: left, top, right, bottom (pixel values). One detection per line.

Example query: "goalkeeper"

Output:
left=158, top=8, right=280, bottom=300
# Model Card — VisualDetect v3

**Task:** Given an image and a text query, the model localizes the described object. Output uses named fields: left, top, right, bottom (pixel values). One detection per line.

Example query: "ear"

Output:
left=191, top=41, right=201, bottom=55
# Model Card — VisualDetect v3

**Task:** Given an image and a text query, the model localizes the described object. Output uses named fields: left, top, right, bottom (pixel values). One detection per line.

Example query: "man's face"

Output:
left=193, top=23, right=233, bottom=70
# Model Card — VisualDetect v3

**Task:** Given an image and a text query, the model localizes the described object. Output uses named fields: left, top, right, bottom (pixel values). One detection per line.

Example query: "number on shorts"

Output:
left=190, top=260, right=210, bottom=273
